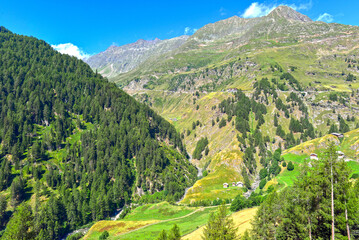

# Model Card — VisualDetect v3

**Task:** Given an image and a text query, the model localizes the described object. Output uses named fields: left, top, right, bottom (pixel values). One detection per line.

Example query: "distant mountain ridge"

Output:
left=85, top=35, right=189, bottom=78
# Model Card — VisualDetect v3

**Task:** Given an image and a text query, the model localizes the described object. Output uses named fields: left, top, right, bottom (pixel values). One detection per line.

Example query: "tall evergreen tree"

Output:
left=1, top=203, right=35, bottom=240
left=202, top=204, right=238, bottom=240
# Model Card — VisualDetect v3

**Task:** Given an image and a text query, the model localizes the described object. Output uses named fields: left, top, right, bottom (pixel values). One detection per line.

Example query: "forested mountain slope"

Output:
left=90, top=6, right=359, bottom=204
left=0, top=27, right=197, bottom=239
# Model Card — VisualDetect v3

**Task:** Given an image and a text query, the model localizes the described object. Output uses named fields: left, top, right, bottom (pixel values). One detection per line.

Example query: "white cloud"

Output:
left=295, top=0, right=313, bottom=10
left=219, top=7, right=227, bottom=16
left=242, top=2, right=276, bottom=18
left=316, top=13, right=334, bottom=23
left=241, top=1, right=312, bottom=18
left=51, top=43, right=91, bottom=60
left=184, top=27, right=197, bottom=35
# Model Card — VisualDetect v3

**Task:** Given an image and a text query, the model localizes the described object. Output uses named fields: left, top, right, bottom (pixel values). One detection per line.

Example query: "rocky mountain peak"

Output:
left=267, top=5, right=312, bottom=22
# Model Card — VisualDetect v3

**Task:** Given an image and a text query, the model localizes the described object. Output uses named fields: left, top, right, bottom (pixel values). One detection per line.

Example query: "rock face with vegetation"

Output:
left=108, top=6, right=359, bottom=92
left=85, top=36, right=188, bottom=78
left=84, top=6, right=359, bottom=205
left=0, top=26, right=196, bottom=239
left=2, top=5, right=359, bottom=240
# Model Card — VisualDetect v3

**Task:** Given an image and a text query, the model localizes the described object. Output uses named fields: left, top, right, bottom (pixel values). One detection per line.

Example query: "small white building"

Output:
left=331, top=133, right=344, bottom=138
left=310, top=153, right=318, bottom=160
left=236, top=181, right=244, bottom=187
left=337, top=151, right=345, bottom=159
left=227, top=88, right=238, bottom=93
left=223, top=183, right=229, bottom=188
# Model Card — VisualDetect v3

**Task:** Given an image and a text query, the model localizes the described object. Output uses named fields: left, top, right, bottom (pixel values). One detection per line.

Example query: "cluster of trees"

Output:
left=280, top=73, right=302, bottom=91
left=188, top=198, right=232, bottom=207
left=346, top=73, right=355, bottom=82
left=258, top=148, right=284, bottom=187
left=253, top=78, right=277, bottom=101
left=219, top=90, right=267, bottom=139
left=230, top=192, right=263, bottom=212
left=156, top=224, right=181, bottom=240
left=328, top=114, right=351, bottom=134
left=250, top=144, right=359, bottom=239
left=275, top=98, right=290, bottom=118
left=286, top=92, right=308, bottom=115
left=192, top=137, right=209, bottom=160
left=219, top=79, right=313, bottom=180
left=288, top=117, right=315, bottom=140
left=270, top=63, right=283, bottom=73
left=0, top=27, right=197, bottom=239
left=219, top=90, right=268, bottom=175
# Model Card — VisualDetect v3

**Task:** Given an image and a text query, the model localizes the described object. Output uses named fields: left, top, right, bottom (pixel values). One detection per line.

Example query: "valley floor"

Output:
left=82, top=202, right=257, bottom=240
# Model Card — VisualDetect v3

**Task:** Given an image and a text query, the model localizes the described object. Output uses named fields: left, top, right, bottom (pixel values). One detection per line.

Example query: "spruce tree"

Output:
left=168, top=224, right=181, bottom=240
left=202, top=204, right=238, bottom=240
left=157, top=229, right=168, bottom=240
left=1, top=203, right=35, bottom=240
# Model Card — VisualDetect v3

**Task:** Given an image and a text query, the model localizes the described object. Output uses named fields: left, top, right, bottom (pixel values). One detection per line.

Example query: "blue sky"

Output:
left=0, top=0, right=357, bottom=58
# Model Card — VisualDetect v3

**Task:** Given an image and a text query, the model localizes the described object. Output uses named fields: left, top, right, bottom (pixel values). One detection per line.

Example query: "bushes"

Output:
left=287, top=161, right=294, bottom=171
left=218, top=118, right=227, bottom=128
left=230, top=192, right=263, bottom=212
left=67, top=232, right=84, bottom=240
left=99, top=231, right=109, bottom=240
left=259, top=179, right=267, bottom=189
left=259, top=169, right=268, bottom=180
left=329, top=92, right=338, bottom=102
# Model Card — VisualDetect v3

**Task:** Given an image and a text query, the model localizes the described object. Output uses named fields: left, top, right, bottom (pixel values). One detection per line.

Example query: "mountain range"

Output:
left=85, top=5, right=359, bottom=205
left=1, top=5, right=359, bottom=240
left=85, top=35, right=188, bottom=78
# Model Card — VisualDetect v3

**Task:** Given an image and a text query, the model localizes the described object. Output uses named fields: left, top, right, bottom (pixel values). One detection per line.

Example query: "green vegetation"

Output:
left=193, top=137, right=209, bottom=160
left=0, top=27, right=197, bottom=238
left=123, top=202, right=193, bottom=221
left=250, top=144, right=359, bottom=239
left=230, top=193, right=262, bottom=212
left=287, top=161, right=294, bottom=171
left=118, top=207, right=218, bottom=240
left=156, top=224, right=181, bottom=240
left=202, top=204, right=237, bottom=240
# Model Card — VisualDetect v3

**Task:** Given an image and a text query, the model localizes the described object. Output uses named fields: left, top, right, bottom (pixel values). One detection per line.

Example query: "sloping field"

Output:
left=83, top=220, right=159, bottom=240
left=182, top=207, right=258, bottom=240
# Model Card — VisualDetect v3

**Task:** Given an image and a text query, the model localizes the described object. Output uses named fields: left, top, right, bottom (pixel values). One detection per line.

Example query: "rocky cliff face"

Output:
left=111, top=5, right=359, bottom=92
left=85, top=35, right=188, bottom=78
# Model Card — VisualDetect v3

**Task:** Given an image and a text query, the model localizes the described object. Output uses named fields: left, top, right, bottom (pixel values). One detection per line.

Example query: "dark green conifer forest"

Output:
left=0, top=27, right=197, bottom=239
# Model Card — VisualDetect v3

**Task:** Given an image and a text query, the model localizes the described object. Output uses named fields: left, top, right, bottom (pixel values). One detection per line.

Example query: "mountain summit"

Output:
left=85, top=35, right=188, bottom=77
left=267, top=6, right=312, bottom=22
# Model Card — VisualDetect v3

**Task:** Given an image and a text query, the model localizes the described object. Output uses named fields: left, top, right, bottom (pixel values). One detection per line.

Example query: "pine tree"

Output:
left=202, top=204, right=238, bottom=240
left=241, top=230, right=251, bottom=240
left=157, top=229, right=168, bottom=240
left=0, top=195, right=7, bottom=226
left=1, top=203, right=35, bottom=240
left=168, top=224, right=181, bottom=240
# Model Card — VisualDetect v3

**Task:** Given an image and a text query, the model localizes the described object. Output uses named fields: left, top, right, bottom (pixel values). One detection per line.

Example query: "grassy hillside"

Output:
left=104, top=7, right=359, bottom=208
left=83, top=202, right=258, bottom=240
left=83, top=202, right=214, bottom=240
left=182, top=207, right=258, bottom=240
left=265, top=130, right=359, bottom=191
left=132, top=83, right=359, bottom=204
left=114, top=16, right=359, bottom=93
